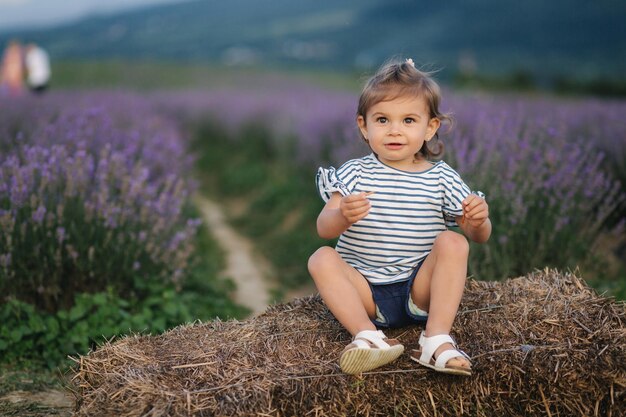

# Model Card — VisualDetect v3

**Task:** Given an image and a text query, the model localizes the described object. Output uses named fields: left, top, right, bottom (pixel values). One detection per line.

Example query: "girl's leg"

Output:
left=410, top=231, right=470, bottom=368
left=308, top=246, right=376, bottom=336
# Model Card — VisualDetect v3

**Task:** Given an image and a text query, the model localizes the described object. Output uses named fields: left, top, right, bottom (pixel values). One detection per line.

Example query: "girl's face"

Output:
left=357, top=94, right=440, bottom=171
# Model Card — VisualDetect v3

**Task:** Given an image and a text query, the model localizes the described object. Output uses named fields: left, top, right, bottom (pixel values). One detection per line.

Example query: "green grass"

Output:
left=51, top=59, right=362, bottom=91
left=0, top=365, right=66, bottom=395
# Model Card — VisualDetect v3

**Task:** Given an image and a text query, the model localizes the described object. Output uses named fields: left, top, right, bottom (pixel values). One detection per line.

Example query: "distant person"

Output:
left=24, top=43, right=50, bottom=94
left=308, top=58, right=491, bottom=375
left=0, top=40, right=25, bottom=97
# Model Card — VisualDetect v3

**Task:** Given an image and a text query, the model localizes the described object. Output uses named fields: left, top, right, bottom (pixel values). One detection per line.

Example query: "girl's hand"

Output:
left=340, top=192, right=373, bottom=225
left=460, top=194, right=489, bottom=228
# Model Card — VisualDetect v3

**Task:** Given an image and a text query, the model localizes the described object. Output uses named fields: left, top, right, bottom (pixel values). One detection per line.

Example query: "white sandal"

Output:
left=339, top=330, right=404, bottom=375
left=410, top=332, right=472, bottom=376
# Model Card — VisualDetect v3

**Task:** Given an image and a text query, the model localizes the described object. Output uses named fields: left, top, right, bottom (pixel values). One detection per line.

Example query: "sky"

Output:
left=0, top=0, right=187, bottom=30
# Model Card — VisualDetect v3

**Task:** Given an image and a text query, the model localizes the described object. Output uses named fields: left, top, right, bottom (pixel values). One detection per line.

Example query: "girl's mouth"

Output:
left=384, top=143, right=404, bottom=150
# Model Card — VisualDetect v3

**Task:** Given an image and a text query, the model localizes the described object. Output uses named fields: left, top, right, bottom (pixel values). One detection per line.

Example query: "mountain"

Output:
left=2, top=0, right=625, bottom=81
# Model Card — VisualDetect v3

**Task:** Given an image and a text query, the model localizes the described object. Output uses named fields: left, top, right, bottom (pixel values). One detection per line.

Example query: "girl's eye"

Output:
left=404, top=118, right=415, bottom=124
left=376, top=117, right=387, bottom=123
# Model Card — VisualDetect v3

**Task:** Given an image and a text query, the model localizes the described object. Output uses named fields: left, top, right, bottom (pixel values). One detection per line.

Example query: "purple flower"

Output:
left=0, top=253, right=11, bottom=268
left=56, top=227, right=66, bottom=244
left=32, top=205, right=46, bottom=224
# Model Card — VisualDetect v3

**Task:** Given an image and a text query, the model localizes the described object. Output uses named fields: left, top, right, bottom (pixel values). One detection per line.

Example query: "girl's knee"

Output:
left=308, top=246, right=338, bottom=274
left=434, top=231, right=469, bottom=256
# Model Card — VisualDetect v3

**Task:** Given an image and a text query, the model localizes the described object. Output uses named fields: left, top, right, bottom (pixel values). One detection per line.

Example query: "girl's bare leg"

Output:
left=308, top=246, right=376, bottom=336
left=411, top=231, right=470, bottom=368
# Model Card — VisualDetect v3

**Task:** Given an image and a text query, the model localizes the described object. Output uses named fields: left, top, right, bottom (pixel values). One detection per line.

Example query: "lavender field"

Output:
left=161, top=85, right=626, bottom=291
left=1, top=92, right=199, bottom=309
left=0, top=91, right=241, bottom=368
left=1, top=81, right=625, bottom=367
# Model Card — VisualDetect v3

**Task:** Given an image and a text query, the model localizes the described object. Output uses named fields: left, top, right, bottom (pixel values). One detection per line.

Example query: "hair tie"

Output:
left=405, top=58, right=415, bottom=68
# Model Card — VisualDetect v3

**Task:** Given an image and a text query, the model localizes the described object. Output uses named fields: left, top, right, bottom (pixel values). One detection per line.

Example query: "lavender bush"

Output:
left=0, top=93, right=199, bottom=312
left=444, top=93, right=625, bottom=279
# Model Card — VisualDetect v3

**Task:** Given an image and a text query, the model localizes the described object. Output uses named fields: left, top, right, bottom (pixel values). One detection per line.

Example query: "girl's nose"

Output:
left=388, top=122, right=401, bottom=135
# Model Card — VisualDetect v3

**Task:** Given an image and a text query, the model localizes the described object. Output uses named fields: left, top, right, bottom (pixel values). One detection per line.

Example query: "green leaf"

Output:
left=69, top=303, right=88, bottom=322
left=10, top=328, right=23, bottom=342
left=152, top=318, right=166, bottom=331
left=162, top=302, right=178, bottom=317
left=92, top=293, right=107, bottom=305
left=28, top=314, right=46, bottom=333
left=44, top=317, right=60, bottom=341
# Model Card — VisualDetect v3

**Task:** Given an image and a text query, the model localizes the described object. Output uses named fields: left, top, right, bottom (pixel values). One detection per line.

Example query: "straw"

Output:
left=71, top=268, right=626, bottom=416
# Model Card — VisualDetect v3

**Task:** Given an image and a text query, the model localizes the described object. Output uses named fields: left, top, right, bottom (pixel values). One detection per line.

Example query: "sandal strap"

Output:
left=419, top=332, right=455, bottom=362
left=435, top=348, right=470, bottom=369
left=353, top=330, right=390, bottom=349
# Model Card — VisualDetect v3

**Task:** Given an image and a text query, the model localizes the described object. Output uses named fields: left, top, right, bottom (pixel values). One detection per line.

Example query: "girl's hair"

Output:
left=357, top=59, right=453, bottom=160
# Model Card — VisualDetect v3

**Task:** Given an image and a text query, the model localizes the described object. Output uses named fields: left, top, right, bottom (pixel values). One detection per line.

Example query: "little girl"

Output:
left=308, top=58, right=491, bottom=376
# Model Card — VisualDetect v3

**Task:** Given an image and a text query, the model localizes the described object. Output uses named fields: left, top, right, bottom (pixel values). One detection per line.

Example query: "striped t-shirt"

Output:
left=316, top=153, right=472, bottom=285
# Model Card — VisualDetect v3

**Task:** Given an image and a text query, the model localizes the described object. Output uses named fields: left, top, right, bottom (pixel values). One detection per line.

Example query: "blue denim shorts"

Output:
left=368, top=262, right=429, bottom=328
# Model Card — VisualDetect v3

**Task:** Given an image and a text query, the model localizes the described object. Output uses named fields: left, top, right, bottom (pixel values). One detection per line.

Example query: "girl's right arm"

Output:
left=316, top=192, right=372, bottom=239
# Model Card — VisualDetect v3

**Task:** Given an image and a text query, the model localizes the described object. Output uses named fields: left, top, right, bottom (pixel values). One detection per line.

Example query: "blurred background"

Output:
left=2, top=0, right=626, bottom=93
left=1, top=1, right=625, bottom=413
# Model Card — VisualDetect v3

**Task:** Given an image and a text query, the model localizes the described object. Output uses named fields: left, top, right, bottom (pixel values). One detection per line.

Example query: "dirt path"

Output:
left=0, top=390, right=73, bottom=416
left=196, top=196, right=275, bottom=316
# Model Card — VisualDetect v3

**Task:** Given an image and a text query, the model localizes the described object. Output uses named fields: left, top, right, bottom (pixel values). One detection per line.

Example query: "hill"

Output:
left=2, top=0, right=625, bottom=81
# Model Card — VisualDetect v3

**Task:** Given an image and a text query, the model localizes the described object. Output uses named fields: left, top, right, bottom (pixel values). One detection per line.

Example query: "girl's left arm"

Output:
left=456, top=194, right=492, bottom=243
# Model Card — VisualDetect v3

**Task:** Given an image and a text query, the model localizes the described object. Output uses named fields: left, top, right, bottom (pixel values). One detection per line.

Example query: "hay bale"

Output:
left=72, top=269, right=626, bottom=416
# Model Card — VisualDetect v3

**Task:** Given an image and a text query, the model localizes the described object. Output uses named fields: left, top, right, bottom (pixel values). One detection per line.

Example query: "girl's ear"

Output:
left=357, top=115, right=368, bottom=140
left=425, top=117, right=441, bottom=141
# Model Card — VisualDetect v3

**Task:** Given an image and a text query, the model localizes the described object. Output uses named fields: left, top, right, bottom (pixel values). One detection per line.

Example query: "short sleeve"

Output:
left=316, top=167, right=350, bottom=202
left=441, top=165, right=472, bottom=227
left=316, top=162, right=361, bottom=203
